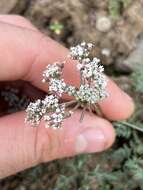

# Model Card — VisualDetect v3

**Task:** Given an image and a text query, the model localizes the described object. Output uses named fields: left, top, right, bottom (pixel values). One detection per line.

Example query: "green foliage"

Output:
left=114, top=121, right=132, bottom=138
left=1, top=87, right=29, bottom=113
left=108, top=0, right=133, bottom=18
left=132, top=65, right=143, bottom=93
left=98, top=186, right=111, bottom=190
left=49, top=21, right=64, bottom=35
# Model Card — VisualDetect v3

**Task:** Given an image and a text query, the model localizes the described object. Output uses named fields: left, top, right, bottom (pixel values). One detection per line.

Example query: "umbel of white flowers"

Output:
left=25, top=42, right=108, bottom=129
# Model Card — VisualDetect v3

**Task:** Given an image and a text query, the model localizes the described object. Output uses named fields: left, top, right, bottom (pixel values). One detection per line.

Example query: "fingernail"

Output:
left=75, top=127, right=106, bottom=153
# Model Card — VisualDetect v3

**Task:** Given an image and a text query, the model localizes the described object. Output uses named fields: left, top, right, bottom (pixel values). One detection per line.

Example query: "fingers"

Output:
left=98, top=78, right=134, bottom=120
left=0, top=111, right=115, bottom=178
left=0, top=15, right=134, bottom=120
left=0, top=21, right=49, bottom=81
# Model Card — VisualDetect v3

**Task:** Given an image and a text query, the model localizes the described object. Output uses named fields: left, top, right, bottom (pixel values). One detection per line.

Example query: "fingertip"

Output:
left=98, top=119, right=116, bottom=149
left=99, top=79, right=135, bottom=121
left=116, top=92, right=135, bottom=120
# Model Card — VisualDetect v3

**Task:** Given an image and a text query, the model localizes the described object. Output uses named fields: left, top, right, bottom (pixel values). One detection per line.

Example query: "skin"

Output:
left=0, top=15, right=134, bottom=179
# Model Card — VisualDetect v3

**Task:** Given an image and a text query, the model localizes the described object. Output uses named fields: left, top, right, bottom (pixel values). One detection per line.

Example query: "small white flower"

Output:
left=92, top=57, right=100, bottom=64
left=76, top=63, right=83, bottom=70
left=76, top=84, right=99, bottom=104
left=70, top=45, right=85, bottom=58
left=81, top=42, right=86, bottom=46
left=98, top=65, right=104, bottom=72
left=82, top=63, right=93, bottom=78
left=82, top=58, right=90, bottom=64
left=44, top=104, right=66, bottom=128
left=65, top=85, right=77, bottom=96
left=25, top=99, right=43, bottom=126
left=87, top=43, right=94, bottom=49
left=49, top=78, right=66, bottom=96
left=79, top=57, right=104, bottom=80
left=69, top=42, right=94, bottom=60
left=41, top=95, right=59, bottom=113
left=42, top=62, right=63, bottom=82
left=44, top=114, right=51, bottom=121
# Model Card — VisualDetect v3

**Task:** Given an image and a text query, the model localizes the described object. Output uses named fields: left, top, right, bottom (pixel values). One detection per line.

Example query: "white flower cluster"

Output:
left=77, top=57, right=101, bottom=78
left=26, top=95, right=69, bottom=128
left=42, top=95, right=59, bottom=111
left=26, top=42, right=108, bottom=129
left=76, top=84, right=99, bottom=104
left=49, top=78, right=66, bottom=96
left=42, top=62, right=66, bottom=97
left=69, top=42, right=94, bottom=60
left=42, top=62, right=63, bottom=82
left=44, top=104, right=66, bottom=129
left=70, top=42, right=108, bottom=104
left=65, top=85, right=77, bottom=96
left=25, top=99, right=43, bottom=126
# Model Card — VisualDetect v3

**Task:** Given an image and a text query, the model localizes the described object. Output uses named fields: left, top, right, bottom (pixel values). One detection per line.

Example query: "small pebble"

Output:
left=96, top=16, right=112, bottom=32
left=101, top=48, right=111, bottom=57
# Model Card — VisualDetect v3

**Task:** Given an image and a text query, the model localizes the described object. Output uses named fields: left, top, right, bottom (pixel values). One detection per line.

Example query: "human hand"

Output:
left=0, top=15, right=134, bottom=179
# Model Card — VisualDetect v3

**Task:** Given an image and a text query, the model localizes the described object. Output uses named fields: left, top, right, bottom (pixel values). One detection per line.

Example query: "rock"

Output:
left=96, top=16, right=112, bottom=32
left=115, top=57, right=133, bottom=74
left=114, top=76, right=133, bottom=93
left=118, top=38, right=143, bottom=72
left=101, top=48, right=111, bottom=57
left=115, top=2, right=143, bottom=73
left=118, top=1, right=143, bottom=50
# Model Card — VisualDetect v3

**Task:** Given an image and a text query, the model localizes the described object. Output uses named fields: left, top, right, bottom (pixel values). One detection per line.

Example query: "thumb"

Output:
left=0, top=110, right=115, bottom=178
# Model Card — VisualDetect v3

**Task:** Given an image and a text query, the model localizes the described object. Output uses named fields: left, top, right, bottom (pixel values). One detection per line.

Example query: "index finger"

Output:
left=0, top=21, right=134, bottom=120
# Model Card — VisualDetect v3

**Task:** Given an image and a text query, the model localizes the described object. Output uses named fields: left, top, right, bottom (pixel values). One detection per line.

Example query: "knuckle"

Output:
left=22, top=34, right=51, bottom=81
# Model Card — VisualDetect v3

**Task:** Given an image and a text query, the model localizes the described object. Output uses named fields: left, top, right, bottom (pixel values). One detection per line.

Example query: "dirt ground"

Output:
left=0, top=0, right=143, bottom=190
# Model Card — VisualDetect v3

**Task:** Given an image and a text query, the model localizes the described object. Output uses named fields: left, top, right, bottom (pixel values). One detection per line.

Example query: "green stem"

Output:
left=71, top=103, right=80, bottom=112
left=64, top=100, right=77, bottom=107
left=93, top=104, right=103, bottom=117
left=79, top=106, right=86, bottom=122
left=114, top=121, right=143, bottom=132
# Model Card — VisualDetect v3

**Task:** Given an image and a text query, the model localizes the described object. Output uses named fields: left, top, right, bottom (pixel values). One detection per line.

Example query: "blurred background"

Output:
left=1, top=0, right=143, bottom=189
